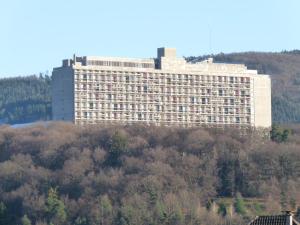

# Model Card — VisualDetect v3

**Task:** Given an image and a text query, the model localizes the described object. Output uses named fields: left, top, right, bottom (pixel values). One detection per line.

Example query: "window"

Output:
left=225, top=108, right=229, bottom=114
left=219, top=89, right=223, bottom=96
left=207, top=116, right=211, bottom=122
left=202, top=98, right=206, bottom=104
left=138, top=113, right=142, bottom=120
left=144, top=85, right=148, bottom=92
left=191, top=97, right=196, bottom=103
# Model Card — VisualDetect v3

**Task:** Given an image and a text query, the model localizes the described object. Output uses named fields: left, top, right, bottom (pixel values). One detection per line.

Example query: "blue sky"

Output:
left=0, top=0, right=299, bottom=77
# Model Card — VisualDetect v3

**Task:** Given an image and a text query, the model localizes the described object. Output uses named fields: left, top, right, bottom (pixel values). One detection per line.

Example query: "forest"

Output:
left=0, top=75, right=51, bottom=125
left=0, top=123, right=300, bottom=225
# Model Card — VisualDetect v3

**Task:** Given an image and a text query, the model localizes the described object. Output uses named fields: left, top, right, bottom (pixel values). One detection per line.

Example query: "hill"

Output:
left=0, top=75, right=51, bottom=124
left=1, top=50, right=300, bottom=124
left=0, top=123, right=300, bottom=225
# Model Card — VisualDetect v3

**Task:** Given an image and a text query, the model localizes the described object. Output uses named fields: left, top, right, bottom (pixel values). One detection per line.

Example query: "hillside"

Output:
left=0, top=123, right=300, bottom=225
left=1, top=51, right=300, bottom=124
left=0, top=75, right=51, bottom=124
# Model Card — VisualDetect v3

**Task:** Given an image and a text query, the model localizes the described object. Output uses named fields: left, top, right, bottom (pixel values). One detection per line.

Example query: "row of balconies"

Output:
left=74, top=82, right=252, bottom=89
left=75, top=79, right=251, bottom=88
left=75, top=102, right=252, bottom=109
left=75, top=87, right=251, bottom=94
left=75, top=79, right=251, bottom=87
left=74, top=74, right=251, bottom=84
left=74, top=116, right=251, bottom=125
left=75, top=120, right=253, bottom=129
left=75, top=107, right=252, bottom=115
left=74, top=90, right=252, bottom=99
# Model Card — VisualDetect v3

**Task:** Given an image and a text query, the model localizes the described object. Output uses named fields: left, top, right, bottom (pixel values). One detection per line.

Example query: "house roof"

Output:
left=249, top=214, right=300, bottom=225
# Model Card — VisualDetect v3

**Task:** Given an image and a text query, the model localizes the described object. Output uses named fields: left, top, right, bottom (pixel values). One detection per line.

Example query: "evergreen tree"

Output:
left=46, top=187, right=67, bottom=225
left=106, top=131, right=128, bottom=166
left=234, top=193, right=247, bottom=216
left=21, top=215, right=32, bottom=225
left=0, top=202, right=7, bottom=225
left=271, top=125, right=291, bottom=143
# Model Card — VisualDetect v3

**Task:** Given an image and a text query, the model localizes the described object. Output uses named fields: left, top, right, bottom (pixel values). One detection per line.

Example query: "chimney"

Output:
left=157, top=47, right=176, bottom=58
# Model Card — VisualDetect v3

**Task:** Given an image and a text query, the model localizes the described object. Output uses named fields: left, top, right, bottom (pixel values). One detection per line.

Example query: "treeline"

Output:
left=1, top=123, right=300, bottom=225
left=0, top=75, right=51, bottom=125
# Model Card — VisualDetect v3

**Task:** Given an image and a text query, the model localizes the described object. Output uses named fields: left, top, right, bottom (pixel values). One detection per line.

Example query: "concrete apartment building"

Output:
left=52, top=48, right=271, bottom=128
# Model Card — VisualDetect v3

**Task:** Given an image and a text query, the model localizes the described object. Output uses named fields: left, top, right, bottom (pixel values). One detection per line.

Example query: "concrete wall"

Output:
left=53, top=48, right=272, bottom=128
left=52, top=67, right=74, bottom=122
left=253, top=75, right=272, bottom=128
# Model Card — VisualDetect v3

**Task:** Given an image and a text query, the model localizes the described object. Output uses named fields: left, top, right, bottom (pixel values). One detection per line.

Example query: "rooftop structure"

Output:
left=52, top=48, right=271, bottom=128
left=249, top=212, right=300, bottom=225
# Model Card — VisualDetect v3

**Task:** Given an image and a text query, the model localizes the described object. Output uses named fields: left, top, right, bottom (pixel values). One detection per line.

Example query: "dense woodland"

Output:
left=0, top=123, right=300, bottom=225
left=0, top=75, right=51, bottom=125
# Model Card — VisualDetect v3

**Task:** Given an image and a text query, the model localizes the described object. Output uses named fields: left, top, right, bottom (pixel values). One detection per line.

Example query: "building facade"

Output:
left=52, top=48, right=271, bottom=128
